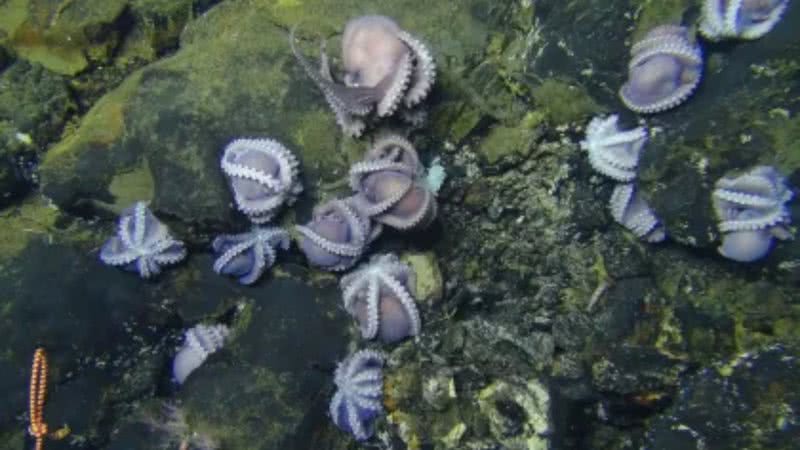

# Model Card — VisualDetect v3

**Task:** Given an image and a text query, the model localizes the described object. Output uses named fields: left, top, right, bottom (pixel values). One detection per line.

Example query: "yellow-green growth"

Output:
left=631, top=0, right=693, bottom=41
left=531, top=78, right=601, bottom=125
left=0, top=196, right=60, bottom=261
left=43, top=71, right=140, bottom=181
left=0, top=0, right=129, bottom=74
left=478, top=111, right=544, bottom=164
left=106, top=159, right=156, bottom=212
left=401, top=251, right=443, bottom=305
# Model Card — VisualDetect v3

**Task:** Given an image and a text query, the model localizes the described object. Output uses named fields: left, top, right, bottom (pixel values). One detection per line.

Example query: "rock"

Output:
left=0, top=60, right=74, bottom=205
left=643, top=344, right=800, bottom=449
left=401, top=251, right=444, bottom=306
left=39, top=0, right=495, bottom=228
left=171, top=277, right=350, bottom=450
left=477, top=379, right=551, bottom=450
left=0, top=0, right=129, bottom=75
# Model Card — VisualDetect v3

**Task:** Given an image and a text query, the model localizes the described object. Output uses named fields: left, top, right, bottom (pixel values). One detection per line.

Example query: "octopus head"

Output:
left=296, top=199, right=371, bottom=271
left=626, top=54, right=700, bottom=109
left=299, top=213, right=351, bottom=267
left=718, top=228, right=774, bottom=262
left=342, top=15, right=409, bottom=89
left=291, top=16, right=435, bottom=136
left=352, top=291, right=415, bottom=343
left=228, top=150, right=281, bottom=201
left=359, top=171, right=436, bottom=230
left=619, top=25, right=702, bottom=113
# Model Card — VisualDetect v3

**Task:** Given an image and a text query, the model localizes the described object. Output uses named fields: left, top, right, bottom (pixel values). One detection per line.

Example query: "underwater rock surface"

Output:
left=644, top=344, right=800, bottom=449
left=0, top=0, right=798, bottom=449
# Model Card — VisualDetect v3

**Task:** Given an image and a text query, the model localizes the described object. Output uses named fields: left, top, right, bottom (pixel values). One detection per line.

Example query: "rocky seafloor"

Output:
left=0, top=0, right=798, bottom=449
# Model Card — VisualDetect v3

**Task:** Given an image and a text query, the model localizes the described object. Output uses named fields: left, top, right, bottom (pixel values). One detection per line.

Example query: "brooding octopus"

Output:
left=349, top=135, right=438, bottom=230
left=290, top=15, right=436, bottom=136
left=712, top=165, right=794, bottom=262
left=619, top=25, right=703, bottom=114
left=700, top=0, right=789, bottom=40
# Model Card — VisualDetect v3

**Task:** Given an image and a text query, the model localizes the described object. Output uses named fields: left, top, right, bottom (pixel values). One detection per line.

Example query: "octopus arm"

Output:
left=376, top=52, right=413, bottom=117
left=397, top=30, right=436, bottom=107
left=363, top=277, right=381, bottom=339
left=379, top=273, right=421, bottom=336
left=290, top=28, right=378, bottom=115
left=99, top=239, right=139, bottom=266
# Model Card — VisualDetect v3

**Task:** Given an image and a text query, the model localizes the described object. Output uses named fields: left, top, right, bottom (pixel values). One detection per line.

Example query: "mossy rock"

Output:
left=0, top=60, right=74, bottom=145
left=476, top=111, right=545, bottom=167
left=174, top=276, right=351, bottom=449
left=0, top=0, right=129, bottom=75
left=38, top=0, right=498, bottom=228
left=531, top=78, right=602, bottom=125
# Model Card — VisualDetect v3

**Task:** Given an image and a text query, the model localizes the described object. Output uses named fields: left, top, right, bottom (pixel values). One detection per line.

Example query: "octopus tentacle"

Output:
left=620, top=26, right=702, bottom=114
left=368, top=134, right=422, bottom=173
left=221, top=138, right=302, bottom=223
left=100, top=202, right=186, bottom=278
left=377, top=182, right=436, bottom=230
left=296, top=199, right=371, bottom=271
left=290, top=27, right=384, bottom=137
left=349, top=160, right=415, bottom=190
left=396, top=30, right=436, bottom=108
left=290, top=28, right=376, bottom=116
left=609, top=183, right=665, bottom=242
left=352, top=173, right=414, bottom=217
left=378, top=271, right=421, bottom=336
left=376, top=51, right=412, bottom=117
left=363, top=277, right=381, bottom=339
left=339, top=254, right=422, bottom=343
left=295, top=225, right=364, bottom=257
left=212, top=227, right=289, bottom=284
left=581, top=115, right=648, bottom=182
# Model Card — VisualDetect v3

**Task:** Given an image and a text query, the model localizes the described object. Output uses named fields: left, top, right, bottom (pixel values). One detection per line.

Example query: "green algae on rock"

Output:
left=37, top=0, right=500, bottom=228
left=630, top=0, right=694, bottom=41
left=0, top=0, right=130, bottom=75
left=401, top=251, right=443, bottom=306
left=531, top=78, right=602, bottom=126
left=476, top=111, right=544, bottom=167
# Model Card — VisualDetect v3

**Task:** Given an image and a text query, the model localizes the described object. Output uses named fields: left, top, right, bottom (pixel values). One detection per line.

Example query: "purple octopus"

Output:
left=349, top=135, right=437, bottom=230
left=295, top=198, right=380, bottom=271
left=212, top=226, right=290, bottom=285
left=712, top=165, right=794, bottom=262
left=340, top=253, right=421, bottom=343
left=700, top=0, right=789, bottom=40
left=220, top=138, right=302, bottom=224
left=100, top=202, right=187, bottom=278
left=290, top=15, right=436, bottom=136
left=609, top=183, right=666, bottom=243
left=619, top=25, right=703, bottom=114
left=329, top=349, right=385, bottom=441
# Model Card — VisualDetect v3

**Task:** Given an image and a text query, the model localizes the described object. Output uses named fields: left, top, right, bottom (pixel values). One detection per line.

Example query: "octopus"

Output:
left=700, top=0, right=789, bottom=40
left=220, top=138, right=302, bottom=224
left=619, top=25, right=703, bottom=114
left=290, top=15, right=436, bottom=137
left=212, top=226, right=290, bottom=285
left=329, top=349, right=385, bottom=441
left=609, top=183, right=666, bottom=242
left=712, top=165, right=794, bottom=262
left=349, top=134, right=438, bottom=230
left=295, top=197, right=380, bottom=271
left=100, top=201, right=187, bottom=279
left=172, top=323, right=229, bottom=385
left=580, top=114, right=648, bottom=182
left=340, top=253, right=421, bottom=343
